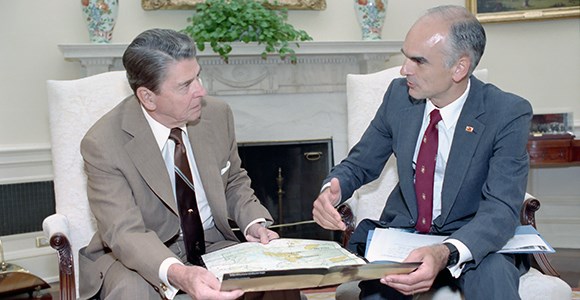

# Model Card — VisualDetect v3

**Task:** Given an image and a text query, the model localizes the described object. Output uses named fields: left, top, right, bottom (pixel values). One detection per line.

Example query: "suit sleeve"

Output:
left=81, top=134, right=178, bottom=287
left=450, top=95, right=533, bottom=266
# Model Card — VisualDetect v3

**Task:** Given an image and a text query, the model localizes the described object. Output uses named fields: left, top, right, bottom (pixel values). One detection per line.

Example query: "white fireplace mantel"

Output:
left=59, top=41, right=402, bottom=95
left=58, top=40, right=403, bottom=168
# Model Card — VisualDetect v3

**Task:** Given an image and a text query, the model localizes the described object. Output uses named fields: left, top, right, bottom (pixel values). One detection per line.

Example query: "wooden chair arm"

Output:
left=520, top=197, right=561, bottom=277
left=49, top=232, right=76, bottom=300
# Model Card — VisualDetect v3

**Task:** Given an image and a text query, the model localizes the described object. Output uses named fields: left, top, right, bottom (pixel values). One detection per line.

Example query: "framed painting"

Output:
left=142, top=0, right=326, bottom=10
left=466, top=0, right=580, bottom=23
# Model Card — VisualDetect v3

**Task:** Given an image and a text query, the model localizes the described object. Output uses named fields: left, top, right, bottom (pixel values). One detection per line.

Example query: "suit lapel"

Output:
left=121, top=98, right=177, bottom=214
left=396, top=101, right=426, bottom=220
left=437, top=79, right=486, bottom=225
left=187, top=117, right=230, bottom=233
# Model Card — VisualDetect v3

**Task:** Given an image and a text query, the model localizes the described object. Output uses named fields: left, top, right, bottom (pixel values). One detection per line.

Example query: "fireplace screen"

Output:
left=237, top=139, right=339, bottom=242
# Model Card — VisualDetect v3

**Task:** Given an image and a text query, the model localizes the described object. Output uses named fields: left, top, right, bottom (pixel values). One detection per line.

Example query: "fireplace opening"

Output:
left=237, top=138, right=339, bottom=242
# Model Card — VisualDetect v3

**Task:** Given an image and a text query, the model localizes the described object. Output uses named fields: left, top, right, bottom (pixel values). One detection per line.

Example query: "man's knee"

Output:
left=461, top=253, right=520, bottom=299
left=100, top=261, right=161, bottom=299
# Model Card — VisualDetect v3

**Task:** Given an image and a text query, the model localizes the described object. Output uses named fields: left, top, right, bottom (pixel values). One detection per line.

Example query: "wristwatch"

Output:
left=444, top=243, right=459, bottom=267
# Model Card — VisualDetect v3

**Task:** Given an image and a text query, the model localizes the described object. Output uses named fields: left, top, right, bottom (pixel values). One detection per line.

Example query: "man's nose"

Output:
left=400, top=60, right=411, bottom=76
left=193, top=79, right=207, bottom=97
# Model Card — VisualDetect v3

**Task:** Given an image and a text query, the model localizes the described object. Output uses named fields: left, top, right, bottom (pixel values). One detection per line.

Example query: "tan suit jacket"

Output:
left=78, top=95, right=272, bottom=298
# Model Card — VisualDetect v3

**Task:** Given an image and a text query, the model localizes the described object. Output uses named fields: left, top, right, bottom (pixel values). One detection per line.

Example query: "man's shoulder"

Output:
left=82, top=95, right=134, bottom=142
left=473, top=77, right=529, bottom=105
left=470, top=78, right=532, bottom=116
left=200, top=96, right=232, bottom=117
left=202, top=96, right=230, bottom=110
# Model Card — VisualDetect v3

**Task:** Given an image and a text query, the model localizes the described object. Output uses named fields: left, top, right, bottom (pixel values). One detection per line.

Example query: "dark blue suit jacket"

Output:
left=328, top=76, right=532, bottom=268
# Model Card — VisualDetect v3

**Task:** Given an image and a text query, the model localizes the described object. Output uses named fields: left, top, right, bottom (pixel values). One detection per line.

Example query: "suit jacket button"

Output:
left=409, top=219, right=415, bottom=225
left=99, top=272, right=103, bottom=279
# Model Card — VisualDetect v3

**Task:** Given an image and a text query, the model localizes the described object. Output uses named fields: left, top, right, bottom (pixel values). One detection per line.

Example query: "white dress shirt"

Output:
left=412, top=79, right=474, bottom=277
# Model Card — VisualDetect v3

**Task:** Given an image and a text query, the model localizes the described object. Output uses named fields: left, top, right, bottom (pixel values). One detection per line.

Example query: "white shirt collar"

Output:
left=425, top=79, right=471, bottom=130
left=140, top=105, right=188, bottom=151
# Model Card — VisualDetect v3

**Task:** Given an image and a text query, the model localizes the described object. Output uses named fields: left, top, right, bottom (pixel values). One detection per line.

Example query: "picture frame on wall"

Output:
left=466, top=0, right=580, bottom=23
left=142, top=0, right=326, bottom=10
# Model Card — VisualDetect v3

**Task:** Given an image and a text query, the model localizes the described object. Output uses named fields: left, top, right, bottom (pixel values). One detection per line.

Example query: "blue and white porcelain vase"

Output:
left=354, top=0, right=387, bottom=40
left=81, top=0, right=119, bottom=43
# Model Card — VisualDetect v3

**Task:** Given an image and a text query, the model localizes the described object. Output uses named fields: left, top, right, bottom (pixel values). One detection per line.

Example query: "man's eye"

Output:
left=412, top=58, right=425, bottom=65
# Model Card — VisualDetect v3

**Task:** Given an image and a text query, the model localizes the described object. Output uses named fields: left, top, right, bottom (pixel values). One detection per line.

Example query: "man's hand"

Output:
left=381, top=244, right=449, bottom=295
left=245, top=223, right=279, bottom=244
left=168, top=264, right=244, bottom=300
left=312, top=178, right=346, bottom=231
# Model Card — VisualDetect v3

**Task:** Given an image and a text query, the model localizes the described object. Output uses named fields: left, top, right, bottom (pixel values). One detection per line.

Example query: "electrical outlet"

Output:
left=36, top=236, right=50, bottom=248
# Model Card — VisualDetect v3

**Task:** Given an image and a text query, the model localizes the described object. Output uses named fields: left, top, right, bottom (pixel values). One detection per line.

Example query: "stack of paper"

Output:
left=365, top=225, right=554, bottom=263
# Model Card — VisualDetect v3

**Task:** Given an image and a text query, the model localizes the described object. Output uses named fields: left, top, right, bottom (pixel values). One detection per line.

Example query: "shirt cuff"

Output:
left=159, top=257, right=183, bottom=299
left=243, top=218, right=272, bottom=236
left=444, top=238, right=473, bottom=278
left=320, top=182, right=341, bottom=207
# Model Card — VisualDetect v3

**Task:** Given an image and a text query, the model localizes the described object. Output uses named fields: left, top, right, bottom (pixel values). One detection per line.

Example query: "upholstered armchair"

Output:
left=335, top=67, right=572, bottom=299
left=42, top=71, right=133, bottom=299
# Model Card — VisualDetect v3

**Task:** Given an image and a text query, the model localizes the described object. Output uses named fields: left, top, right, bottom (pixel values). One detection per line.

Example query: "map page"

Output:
left=202, top=238, right=419, bottom=292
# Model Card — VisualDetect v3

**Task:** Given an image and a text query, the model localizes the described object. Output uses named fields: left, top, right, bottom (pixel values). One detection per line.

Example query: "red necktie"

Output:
left=415, top=109, right=442, bottom=233
left=169, top=128, right=205, bottom=265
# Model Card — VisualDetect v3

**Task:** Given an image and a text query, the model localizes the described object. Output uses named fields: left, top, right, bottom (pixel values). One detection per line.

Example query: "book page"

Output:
left=202, top=238, right=366, bottom=281
left=365, top=228, right=445, bottom=262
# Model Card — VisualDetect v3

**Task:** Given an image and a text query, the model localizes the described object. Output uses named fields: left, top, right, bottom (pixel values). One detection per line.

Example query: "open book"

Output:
left=202, top=238, right=420, bottom=292
left=365, top=225, right=554, bottom=263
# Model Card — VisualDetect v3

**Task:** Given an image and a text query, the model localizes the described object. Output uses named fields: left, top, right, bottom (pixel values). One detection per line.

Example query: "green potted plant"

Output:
left=182, top=0, right=312, bottom=64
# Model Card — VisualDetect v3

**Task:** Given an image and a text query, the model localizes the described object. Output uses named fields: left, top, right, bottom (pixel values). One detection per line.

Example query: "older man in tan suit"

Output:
left=78, top=29, right=282, bottom=300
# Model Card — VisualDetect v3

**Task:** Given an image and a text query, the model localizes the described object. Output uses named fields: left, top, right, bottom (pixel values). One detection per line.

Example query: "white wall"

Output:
left=0, top=0, right=578, bottom=150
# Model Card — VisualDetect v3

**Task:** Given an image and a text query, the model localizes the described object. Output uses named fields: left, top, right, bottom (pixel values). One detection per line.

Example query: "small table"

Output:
left=527, top=136, right=580, bottom=167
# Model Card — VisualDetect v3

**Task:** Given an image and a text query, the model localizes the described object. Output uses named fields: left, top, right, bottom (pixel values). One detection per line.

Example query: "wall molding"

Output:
left=0, top=144, right=53, bottom=185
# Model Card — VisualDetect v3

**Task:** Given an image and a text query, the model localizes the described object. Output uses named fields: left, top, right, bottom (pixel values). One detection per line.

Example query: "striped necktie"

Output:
left=169, top=128, right=205, bottom=265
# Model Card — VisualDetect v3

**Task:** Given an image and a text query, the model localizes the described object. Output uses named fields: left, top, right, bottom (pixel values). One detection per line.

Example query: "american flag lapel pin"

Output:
left=465, top=126, right=474, bottom=133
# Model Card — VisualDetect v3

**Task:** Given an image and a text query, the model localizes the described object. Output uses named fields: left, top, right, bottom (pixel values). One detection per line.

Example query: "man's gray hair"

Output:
left=122, top=28, right=196, bottom=94
left=425, top=5, right=486, bottom=75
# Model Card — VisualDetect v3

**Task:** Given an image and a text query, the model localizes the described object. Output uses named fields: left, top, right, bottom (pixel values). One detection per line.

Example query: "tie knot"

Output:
left=169, top=128, right=183, bottom=145
left=429, top=109, right=442, bottom=126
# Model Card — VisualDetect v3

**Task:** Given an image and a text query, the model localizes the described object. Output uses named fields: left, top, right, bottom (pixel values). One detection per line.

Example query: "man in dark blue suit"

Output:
left=313, top=5, right=532, bottom=300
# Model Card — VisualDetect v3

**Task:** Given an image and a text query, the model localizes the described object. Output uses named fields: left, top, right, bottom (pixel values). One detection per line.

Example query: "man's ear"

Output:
left=136, top=87, right=156, bottom=110
left=452, top=56, right=471, bottom=82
